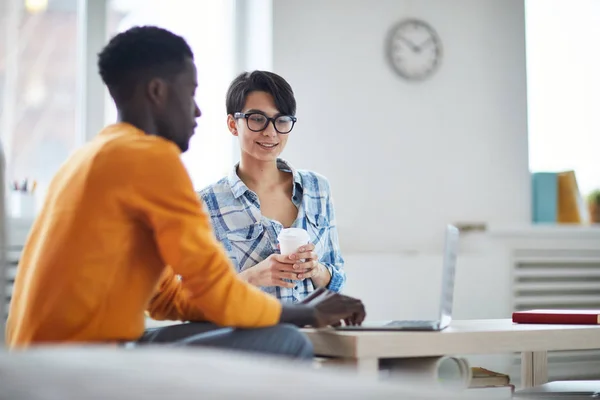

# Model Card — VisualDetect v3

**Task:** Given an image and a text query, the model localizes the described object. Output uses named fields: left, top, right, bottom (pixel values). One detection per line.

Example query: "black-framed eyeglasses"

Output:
left=234, top=112, right=297, bottom=134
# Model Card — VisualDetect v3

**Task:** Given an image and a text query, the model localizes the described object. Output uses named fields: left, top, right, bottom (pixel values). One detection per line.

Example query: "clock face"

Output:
left=386, top=19, right=442, bottom=81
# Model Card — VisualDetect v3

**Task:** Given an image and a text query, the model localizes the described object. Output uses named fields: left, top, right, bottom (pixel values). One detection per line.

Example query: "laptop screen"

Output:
left=437, top=225, right=460, bottom=328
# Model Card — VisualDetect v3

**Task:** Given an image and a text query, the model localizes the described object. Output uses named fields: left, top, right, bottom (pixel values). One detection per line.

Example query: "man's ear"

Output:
left=147, top=78, right=168, bottom=108
left=227, top=114, right=238, bottom=136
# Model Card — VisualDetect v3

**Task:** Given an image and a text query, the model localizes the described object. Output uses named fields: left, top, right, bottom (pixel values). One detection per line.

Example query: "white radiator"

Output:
left=510, top=245, right=600, bottom=381
left=3, top=218, right=32, bottom=322
left=4, top=247, right=21, bottom=321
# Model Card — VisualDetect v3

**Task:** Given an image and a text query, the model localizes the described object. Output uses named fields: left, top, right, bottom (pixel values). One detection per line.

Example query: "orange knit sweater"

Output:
left=6, top=123, right=281, bottom=348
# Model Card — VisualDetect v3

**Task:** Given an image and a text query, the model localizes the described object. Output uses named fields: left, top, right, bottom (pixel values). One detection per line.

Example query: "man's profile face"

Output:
left=157, top=57, right=201, bottom=152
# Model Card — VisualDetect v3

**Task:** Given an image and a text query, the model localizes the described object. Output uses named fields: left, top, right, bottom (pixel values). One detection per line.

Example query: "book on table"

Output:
left=512, top=309, right=600, bottom=325
left=469, top=367, right=510, bottom=388
left=467, top=367, right=513, bottom=399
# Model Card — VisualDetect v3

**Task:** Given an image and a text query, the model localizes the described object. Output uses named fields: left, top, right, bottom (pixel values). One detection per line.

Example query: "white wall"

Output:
left=341, top=250, right=513, bottom=321
left=272, top=0, right=530, bottom=253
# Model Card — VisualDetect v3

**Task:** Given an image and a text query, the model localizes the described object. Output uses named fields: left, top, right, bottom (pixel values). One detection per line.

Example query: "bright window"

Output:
left=526, top=0, right=600, bottom=197
left=107, top=0, right=235, bottom=189
left=0, top=0, right=79, bottom=214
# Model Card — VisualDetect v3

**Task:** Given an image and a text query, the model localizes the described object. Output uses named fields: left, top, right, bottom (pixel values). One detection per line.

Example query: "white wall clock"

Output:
left=386, top=18, right=443, bottom=81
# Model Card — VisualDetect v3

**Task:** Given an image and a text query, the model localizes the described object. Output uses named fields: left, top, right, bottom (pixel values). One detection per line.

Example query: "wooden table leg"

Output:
left=521, top=351, right=548, bottom=388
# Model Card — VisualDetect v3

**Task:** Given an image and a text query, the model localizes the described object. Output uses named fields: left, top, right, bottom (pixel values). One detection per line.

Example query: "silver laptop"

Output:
left=337, top=224, right=459, bottom=331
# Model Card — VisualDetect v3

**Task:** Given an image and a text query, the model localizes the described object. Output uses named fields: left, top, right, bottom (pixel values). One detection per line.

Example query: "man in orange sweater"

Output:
left=6, top=26, right=365, bottom=357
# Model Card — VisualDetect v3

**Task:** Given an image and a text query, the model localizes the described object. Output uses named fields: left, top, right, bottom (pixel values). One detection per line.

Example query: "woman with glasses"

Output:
left=199, top=70, right=346, bottom=303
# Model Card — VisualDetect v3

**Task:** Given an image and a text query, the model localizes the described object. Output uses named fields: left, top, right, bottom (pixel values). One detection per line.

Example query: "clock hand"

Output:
left=416, top=37, right=434, bottom=51
left=396, top=35, right=419, bottom=52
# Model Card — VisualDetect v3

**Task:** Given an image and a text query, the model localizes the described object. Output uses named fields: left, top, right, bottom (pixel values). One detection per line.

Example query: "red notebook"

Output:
left=512, top=309, right=600, bottom=325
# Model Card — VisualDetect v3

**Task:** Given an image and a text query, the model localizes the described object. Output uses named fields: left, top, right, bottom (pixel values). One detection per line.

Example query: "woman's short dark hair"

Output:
left=226, top=70, right=296, bottom=116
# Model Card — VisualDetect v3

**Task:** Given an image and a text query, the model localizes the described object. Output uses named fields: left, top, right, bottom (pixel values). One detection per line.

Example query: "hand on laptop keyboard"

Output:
left=300, top=288, right=366, bottom=328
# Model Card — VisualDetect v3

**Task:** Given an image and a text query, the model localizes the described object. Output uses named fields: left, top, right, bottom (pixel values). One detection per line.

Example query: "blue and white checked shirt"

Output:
left=198, top=159, right=346, bottom=303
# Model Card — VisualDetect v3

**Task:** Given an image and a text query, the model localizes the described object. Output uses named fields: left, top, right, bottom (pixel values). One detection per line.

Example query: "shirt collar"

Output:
left=227, top=158, right=303, bottom=199
left=227, top=165, right=249, bottom=199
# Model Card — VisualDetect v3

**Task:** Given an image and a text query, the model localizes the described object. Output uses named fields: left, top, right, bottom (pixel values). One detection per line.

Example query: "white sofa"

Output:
left=0, top=346, right=470, bottom=399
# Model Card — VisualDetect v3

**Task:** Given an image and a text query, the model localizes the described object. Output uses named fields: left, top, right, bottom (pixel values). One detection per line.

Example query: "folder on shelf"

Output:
left=531, top=172, right=557, bottom=223
left=557, top=170, right=590, bottom=224
left=531, top=170, right=590, bottom=224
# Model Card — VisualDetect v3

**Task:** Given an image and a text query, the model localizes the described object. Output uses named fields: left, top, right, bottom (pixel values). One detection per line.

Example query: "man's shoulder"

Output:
left=85, top=131, right=183, bottom=182
left=98, top=130, right=179, bottom=161
left=63, top=129, right=184, bottom=194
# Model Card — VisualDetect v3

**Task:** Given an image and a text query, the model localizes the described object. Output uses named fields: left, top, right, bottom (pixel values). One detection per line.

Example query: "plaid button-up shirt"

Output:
left=198, top=159, right=346, bottom=303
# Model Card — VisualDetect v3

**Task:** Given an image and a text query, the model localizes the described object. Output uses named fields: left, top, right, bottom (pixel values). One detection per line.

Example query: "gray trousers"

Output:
left=136, top=322, right=314, bottom=360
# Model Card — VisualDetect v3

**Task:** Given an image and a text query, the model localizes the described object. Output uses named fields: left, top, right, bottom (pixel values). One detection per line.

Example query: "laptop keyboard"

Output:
left=386, top=320, right=434, bottom=328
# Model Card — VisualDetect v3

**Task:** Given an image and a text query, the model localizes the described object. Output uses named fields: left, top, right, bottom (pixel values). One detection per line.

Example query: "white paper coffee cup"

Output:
left=277, top=228, right=310, bottom=256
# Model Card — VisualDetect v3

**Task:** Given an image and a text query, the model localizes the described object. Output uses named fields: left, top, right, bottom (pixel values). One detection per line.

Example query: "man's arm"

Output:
left=146, top=267, right=206, bottom=322
left=147, top=264, right=317, bottom=326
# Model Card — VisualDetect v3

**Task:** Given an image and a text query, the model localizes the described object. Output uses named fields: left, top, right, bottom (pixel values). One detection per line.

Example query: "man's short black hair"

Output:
left=98, top=26, right=193, bottom=98
left=226, top=71, right=296, bottom=116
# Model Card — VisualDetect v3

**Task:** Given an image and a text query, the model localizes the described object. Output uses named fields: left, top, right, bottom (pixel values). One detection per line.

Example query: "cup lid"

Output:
left=277, top=228, right=310, bottom=242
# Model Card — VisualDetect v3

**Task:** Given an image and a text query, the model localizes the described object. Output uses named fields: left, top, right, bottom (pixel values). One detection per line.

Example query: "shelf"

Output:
left=489, top=224, right=600, bottom=239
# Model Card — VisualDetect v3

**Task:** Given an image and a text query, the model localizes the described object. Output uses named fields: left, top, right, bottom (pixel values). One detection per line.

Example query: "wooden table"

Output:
left=303, top=319, right=600, bottom=388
